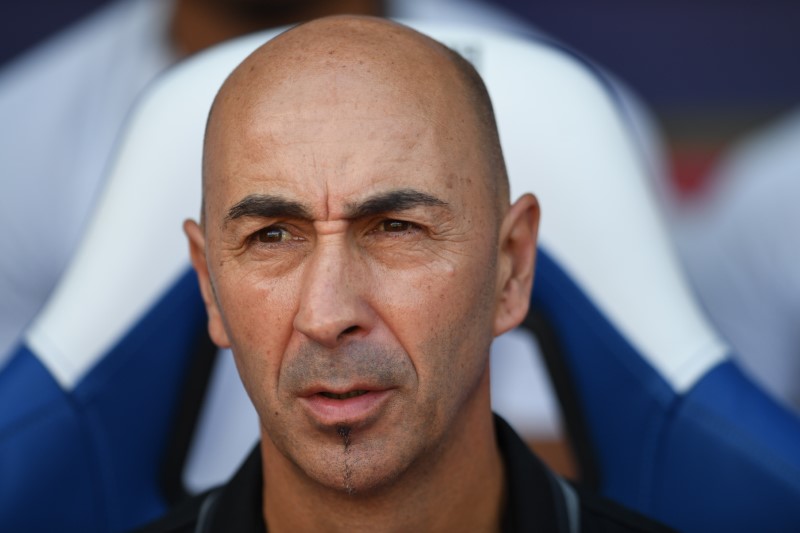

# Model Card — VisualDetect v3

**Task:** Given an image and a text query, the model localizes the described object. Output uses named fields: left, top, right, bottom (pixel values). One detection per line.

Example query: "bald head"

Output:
left=202, top=15, right=508, bottom=225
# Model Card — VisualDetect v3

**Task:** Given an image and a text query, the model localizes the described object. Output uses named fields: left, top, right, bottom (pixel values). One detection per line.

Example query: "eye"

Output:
left=378, top=219, right=415, bottom=233
left=254, top=226, right=291, bottom=244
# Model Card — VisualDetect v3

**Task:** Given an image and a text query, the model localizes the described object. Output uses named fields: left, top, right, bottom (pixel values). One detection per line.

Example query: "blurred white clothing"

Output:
left=0, top=0, right=177, bottom=361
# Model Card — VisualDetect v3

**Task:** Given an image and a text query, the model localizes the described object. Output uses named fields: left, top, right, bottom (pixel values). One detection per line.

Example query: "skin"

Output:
left=185, top=16, right=539, bottom=533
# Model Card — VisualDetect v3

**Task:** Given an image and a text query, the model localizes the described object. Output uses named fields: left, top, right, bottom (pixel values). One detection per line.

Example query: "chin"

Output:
left=294, top=430, right=422, bottom=497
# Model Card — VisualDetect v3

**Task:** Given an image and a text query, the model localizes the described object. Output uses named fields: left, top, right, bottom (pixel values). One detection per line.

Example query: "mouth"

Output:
left=300, top=387, right=394, bottom=427
left=319, top=390, right=369, bottom=400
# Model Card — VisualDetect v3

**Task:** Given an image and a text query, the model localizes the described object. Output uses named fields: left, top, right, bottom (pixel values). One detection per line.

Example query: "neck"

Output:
left=169, top=0, right=385, bottom=57
left=262, top=373, right=505, bottom=533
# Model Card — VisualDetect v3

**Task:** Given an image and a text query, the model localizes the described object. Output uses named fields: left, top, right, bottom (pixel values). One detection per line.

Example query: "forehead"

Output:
left=203, top=56, right=489, bottom=221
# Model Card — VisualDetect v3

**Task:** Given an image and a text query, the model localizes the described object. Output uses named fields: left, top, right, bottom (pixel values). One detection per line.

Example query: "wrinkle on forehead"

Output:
left=202, top=15, right=504, bottom=228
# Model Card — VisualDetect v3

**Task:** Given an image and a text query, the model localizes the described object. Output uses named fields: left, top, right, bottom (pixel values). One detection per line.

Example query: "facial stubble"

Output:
left=336, top=425, right=355, bottom=495
left=275, top=341, right=414, bottom=495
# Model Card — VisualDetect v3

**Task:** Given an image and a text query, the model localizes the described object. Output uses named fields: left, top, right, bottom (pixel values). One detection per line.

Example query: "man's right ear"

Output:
left=184, top=219, right=231, bottom=348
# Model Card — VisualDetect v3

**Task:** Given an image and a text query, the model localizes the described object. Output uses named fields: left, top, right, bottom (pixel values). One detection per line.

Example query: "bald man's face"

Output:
left=187, top=21, right=527, bottom=495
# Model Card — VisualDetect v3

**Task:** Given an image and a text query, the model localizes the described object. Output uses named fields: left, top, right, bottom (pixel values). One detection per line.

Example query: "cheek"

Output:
left=215, top=268, right=301, bottom=391
left=373, top=253, right=496, bottom=385
left=388, top=245, right=494, bottom=318
left=369, top=262, right=454, bottom=329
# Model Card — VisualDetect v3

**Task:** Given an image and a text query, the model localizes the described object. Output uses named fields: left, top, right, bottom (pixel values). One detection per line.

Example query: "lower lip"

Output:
left=301, top=390, right=393, bottom=427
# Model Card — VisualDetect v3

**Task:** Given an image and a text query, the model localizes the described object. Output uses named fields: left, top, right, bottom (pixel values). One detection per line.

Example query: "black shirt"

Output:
left=137, top=416, right=673, bottom=533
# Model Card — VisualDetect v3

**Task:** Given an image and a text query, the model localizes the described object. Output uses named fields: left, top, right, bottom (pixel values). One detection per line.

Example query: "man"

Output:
left=143, top=15, right=669, bottom=532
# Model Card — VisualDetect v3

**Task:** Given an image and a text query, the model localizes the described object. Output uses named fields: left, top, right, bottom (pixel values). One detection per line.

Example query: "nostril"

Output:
left=340, top=325, right=359, bottom=337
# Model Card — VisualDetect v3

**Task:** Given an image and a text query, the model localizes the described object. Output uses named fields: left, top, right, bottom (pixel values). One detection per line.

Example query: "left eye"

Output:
left=254, top=226, right=290, bottom=243
left=379, top=220, right=414, bottom=233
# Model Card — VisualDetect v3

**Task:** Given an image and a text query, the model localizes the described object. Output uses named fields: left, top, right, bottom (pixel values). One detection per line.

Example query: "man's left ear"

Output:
left=494, top=193, right=540, bottom=336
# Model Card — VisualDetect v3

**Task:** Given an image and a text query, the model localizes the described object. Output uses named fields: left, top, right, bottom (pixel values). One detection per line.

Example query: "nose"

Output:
left=293, top=238, right=373, bottom=348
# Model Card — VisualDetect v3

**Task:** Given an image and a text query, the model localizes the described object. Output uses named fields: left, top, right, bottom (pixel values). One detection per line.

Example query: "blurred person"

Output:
left=139, top=16, right=672, bottom=532
left=0, top=0, right=533, bottom=366
left=676, top=107, right=800, bottom=414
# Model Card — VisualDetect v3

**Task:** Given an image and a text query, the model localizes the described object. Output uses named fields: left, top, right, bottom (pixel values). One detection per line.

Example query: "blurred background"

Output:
left=4, top=0, right=800, bottom=198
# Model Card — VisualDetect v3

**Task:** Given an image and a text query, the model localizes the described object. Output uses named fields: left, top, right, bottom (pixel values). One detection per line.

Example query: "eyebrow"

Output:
left=223, top=188, right=449, bottom=226
left=344, top=189, right=449, bottom=219
left=225, top=195, right=312, bottom=225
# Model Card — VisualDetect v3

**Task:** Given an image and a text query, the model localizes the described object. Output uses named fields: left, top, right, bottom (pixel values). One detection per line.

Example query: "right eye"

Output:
left=254, top=226, right=291, bottom=244
left=379, top=219, right=414, bottom=233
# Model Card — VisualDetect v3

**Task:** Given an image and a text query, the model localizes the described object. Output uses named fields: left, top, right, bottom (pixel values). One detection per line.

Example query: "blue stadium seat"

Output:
left=1, top=22, right=798, bottom=533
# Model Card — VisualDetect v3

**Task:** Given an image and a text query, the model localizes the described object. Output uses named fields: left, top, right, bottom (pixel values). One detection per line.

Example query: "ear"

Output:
left=184, top=219, right=231, bottom=348
left=493, top=193, right=540, bottom=337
